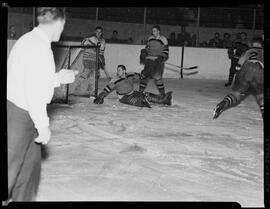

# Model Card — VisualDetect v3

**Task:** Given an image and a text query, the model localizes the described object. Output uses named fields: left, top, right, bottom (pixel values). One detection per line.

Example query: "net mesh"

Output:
left=51, top=45, right=98, bottom=103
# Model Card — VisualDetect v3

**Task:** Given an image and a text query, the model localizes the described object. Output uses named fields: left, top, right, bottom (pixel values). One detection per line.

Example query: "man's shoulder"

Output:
left=148, top=35, right=168, bottom=44
left=159, top=35, right=168, bottom=41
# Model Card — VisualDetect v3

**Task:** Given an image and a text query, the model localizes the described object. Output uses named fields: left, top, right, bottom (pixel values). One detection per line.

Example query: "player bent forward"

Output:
left=93, top=65, right=172, bottom=107
left=213, top=36, right=264, bottom=119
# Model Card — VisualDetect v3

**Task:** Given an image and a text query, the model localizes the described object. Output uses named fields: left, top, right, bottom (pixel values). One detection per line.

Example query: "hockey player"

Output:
left=213, top=36, right=264, bottom=119
left=81, top=26, right=111, bottom=80
left=225, top=32, right=249, bottom=87
left=93, top=65, right=172, bottom=107
left=139, top=25, right=169, bottom=99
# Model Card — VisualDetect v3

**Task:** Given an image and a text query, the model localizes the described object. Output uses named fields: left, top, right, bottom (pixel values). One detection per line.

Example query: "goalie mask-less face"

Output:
left=117, top=66, right=126, bottom=78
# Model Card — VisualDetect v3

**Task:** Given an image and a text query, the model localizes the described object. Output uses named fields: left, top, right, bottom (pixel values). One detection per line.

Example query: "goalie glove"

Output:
left=213, top=100, right=228, bottom=119
left=93, top=91, right=107, bottom=104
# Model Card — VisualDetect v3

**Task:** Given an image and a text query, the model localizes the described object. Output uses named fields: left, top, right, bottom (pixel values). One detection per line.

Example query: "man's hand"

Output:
left=58, top=69, right=79, bottom=84
left=35, top=126, right=51, bottom=145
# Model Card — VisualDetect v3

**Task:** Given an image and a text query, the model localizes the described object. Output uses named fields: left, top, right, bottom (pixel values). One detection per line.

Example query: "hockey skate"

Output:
left=163, top=91, right=173, bottom=106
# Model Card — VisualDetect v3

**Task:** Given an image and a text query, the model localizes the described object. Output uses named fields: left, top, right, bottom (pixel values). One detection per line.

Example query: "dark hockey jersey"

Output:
left=103, top=73, right=140, bottom=96
left=145, top=35, right=169, bottom=61
left=228, top=40, right=249, bottom=59
left=238, top=47, right=264, bottom=68
left=82, top=34, right=105, bottom=61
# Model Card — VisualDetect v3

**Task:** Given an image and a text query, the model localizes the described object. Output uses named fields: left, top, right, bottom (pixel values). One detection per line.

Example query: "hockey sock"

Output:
left=154, top=78, right=165, bottom=95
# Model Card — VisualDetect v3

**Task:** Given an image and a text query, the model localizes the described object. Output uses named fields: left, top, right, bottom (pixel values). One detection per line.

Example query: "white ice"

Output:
left=36, top=78, right=264, bottom=207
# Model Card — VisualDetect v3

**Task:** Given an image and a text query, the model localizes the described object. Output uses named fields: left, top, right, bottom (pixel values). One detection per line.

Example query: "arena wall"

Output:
left=8, top=12, right=263, bottom=45
left=8, top=40, right=231, bottom=80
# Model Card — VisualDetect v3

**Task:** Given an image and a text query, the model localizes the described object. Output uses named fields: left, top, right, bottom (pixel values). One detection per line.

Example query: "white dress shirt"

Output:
left=7, top=27, right=60, bottom=130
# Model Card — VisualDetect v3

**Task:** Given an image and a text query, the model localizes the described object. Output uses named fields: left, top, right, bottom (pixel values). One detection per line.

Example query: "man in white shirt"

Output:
left=7, top=7, right=78, bottom=202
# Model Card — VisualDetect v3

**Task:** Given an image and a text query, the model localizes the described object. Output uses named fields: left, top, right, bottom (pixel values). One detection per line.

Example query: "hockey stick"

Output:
left=165, top=66, right=198, bottom=76
left=165, top=62, right=198, bottom=70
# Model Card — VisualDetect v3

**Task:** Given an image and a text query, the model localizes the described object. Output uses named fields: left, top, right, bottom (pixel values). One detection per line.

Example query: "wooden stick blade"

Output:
left=187, top=66, right=198, bottom=70
left=182, top=71, right=199, bottom=76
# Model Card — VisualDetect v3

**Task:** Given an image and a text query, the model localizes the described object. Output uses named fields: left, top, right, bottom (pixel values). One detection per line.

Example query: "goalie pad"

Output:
left=145, top=91, right=172, bottom=106
left=119, top=91, right=151, bottom=108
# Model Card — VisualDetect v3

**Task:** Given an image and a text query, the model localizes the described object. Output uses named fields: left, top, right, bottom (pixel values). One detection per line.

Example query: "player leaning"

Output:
left=93, top=65, right=172, bottom=107
left=225, top=32, right=249, bottom=87
left=213, top=36, right=264, bottom=119
left=139, top=25, right=171, bottom=99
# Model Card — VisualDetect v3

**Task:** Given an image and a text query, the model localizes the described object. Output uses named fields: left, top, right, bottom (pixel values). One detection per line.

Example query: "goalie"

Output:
left=213, top=36, right=264, bottom=119
left=93, top=65, right=172, bottom=107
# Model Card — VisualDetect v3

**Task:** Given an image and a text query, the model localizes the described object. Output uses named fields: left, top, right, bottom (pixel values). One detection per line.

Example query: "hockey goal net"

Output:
left=51, top=44, right=99, bottom=103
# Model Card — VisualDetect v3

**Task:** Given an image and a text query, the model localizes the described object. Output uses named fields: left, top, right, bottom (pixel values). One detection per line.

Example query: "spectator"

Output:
left=168, top=32, right=178, bottom=46
left=209, top=32, right=223, bottom=48
left=200, top=41, right=208, bottom=47
left=239, top=31, right=250, bottom=47
left=191, top=34, right=197, bottom=47
left=127, top=37, right=133, bottom=44
left=29, top=23, right=33, bottom=31
left=177, top=26, right=191, bottom=46
left=109, top=30, right=120, bottom=43
left=222, top=33, right=232, bottom=49
left=8, top=25, right=17, bottom=39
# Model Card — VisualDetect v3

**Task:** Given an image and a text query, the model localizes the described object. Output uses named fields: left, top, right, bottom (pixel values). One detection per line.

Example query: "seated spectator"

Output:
left=191, top=34, right=197, bottom=47
left=177, top=26, right=191, bottom=46
left=209, top=32, right=223, bottom=48
left=168, top=32, right=178, bottom=46
left=200, top=41, right=208, bottom=47
left=222, top=33, right=232, bottom=48
left=127, top=37, right=133, bottom=44
left=109, top=30, right=120, bottom=43
left=8, top=25, right=17, bottom=40
left=29, top=23, right=33, bottom=31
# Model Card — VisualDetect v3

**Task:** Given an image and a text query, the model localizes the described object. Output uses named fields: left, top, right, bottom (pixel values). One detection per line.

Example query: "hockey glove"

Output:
left=235, top=63, right=242, bottom=71
left=155, top=56, right=164, bottom=64
left=213, top=100, right=228, bottom=119
left=140, top=49, right=148, bottom=65
left=93, top=91, right=107, bottom=104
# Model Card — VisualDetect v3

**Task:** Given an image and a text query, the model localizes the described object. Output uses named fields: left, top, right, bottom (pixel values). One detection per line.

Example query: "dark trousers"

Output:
left=139, top=59, right=165, bottom=95
left=7, top=100, right=41, bottom=201
left=227, top=58, right=239, bottom=84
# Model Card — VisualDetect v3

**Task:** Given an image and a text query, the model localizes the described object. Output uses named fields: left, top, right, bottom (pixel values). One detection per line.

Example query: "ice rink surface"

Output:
left=36, top=78, right=264, bottom=207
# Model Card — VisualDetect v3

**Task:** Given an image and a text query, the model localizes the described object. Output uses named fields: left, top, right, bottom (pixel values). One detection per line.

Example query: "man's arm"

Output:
left=93, top=81, right=116, bottom=104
